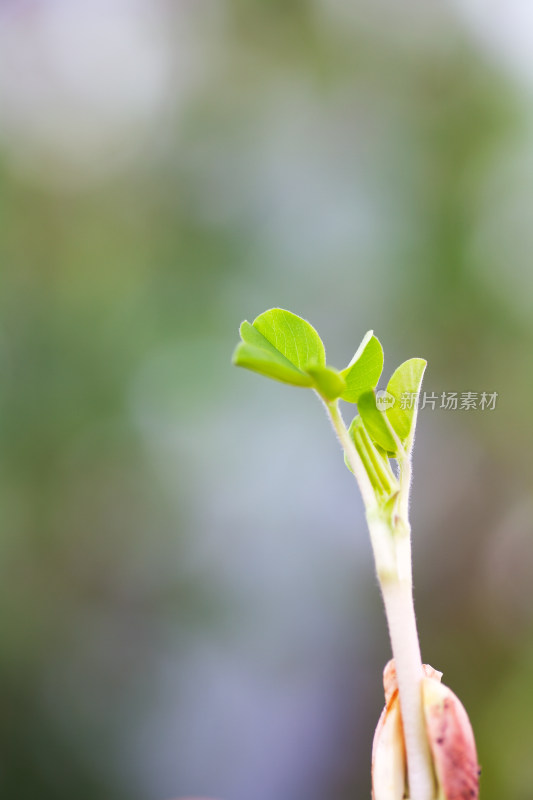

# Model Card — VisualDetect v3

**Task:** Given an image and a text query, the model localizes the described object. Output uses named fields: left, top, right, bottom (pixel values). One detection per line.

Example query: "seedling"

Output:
left=233, top=309, right=479, bottom=800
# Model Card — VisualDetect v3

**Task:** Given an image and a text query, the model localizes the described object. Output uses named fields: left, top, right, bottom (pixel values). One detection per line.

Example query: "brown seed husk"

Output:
left=371, top=684, right=406, bottom=800
left=372, top=661, right=479, bottom=800
left=423, top=678, right=480, bottom=800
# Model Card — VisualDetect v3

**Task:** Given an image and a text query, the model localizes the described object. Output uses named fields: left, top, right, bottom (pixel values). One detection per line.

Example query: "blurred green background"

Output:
left=0, top=1, right=532, bottom=798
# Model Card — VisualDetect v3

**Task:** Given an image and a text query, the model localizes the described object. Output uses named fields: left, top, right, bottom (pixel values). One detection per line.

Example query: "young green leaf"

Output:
left=358, top=391, right=399, bottom=454
left=232, top=340, right=313, bottom=386
left=305, top=363, right=346, bottom=401
left=344, top=415, right=381, bottom=491
left=252, top=308, right=326, bottom=369
left=340, top=332, right=384, bottom=403
left=234, top=308, right=342, bottom=395
left=233, top=309, right=329, bottom=388
left=345, top=415, right=398, bottom=498
left=386, top=358, right=427, bottom=443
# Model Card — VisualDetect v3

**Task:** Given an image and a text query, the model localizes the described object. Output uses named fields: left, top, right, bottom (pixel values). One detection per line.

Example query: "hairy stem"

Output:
left=326, top=400, right=375, bottom=508
left=381, top=574, right=435, bottom=800
left=329, top=402, right=436, bottom=800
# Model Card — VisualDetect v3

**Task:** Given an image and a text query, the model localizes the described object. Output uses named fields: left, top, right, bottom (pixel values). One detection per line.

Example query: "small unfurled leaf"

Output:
left=340, top=332, right=384, bottom=403
left=358, top=391, right=399, bottom=454
left=345, top=415, right=398, bottom=498
left=345, top=416, right=380, bottom=489
left=386, top=358, right=427, bottom=443
left=234, top=308, right=350, bottom=400
left=232, top=340, right=313, bottom=386
left=306, top=363, right=346, bottom=400
left=252, top=308, right=326, bottom=369
left=233, top=309, right=328, bottom=389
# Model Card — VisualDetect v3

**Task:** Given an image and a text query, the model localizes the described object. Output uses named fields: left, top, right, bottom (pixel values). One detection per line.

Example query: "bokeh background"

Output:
left=0, top=1, right=532, bottom=798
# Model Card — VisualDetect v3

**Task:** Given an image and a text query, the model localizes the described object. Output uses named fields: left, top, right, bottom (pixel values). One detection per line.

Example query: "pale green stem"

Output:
left=397, top=450, right=413, bottom=523
left=327, top=401, right=436, bottom=800
left=325, top=400, right=375, bottom=508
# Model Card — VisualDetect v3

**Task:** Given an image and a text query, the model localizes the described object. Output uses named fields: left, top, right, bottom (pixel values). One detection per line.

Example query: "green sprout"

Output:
left=233, top=308, right=479, bottom=800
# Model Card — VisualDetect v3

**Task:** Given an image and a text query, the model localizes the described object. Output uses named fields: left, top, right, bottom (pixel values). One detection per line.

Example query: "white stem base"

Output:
left=381, top=579, right=436, bottom=800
